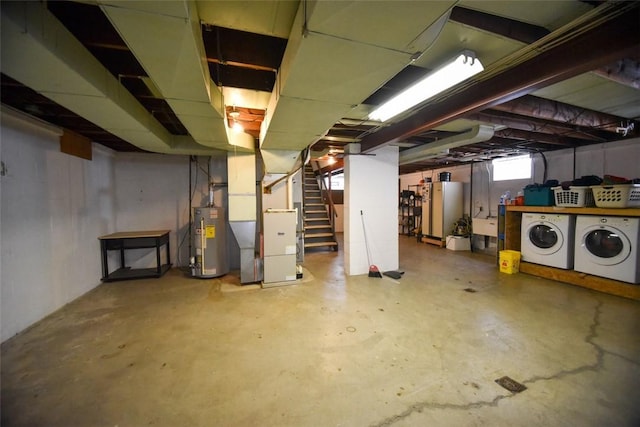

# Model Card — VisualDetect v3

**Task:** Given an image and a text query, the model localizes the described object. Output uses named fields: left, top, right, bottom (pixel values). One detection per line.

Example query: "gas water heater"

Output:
left=191, top=207, right=228, bottom=278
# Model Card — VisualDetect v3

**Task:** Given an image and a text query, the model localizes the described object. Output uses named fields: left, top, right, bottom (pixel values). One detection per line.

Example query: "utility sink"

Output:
left=472, top=217, right=498, bottom=237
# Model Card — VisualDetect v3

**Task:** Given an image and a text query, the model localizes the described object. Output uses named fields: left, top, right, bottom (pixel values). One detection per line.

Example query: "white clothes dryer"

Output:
left=574, top=216, right=640, bottom=284
left=520, top=213, right=575, bottom=269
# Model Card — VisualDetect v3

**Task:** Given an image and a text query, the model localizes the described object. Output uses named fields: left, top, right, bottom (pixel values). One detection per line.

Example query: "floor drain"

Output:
left=463, top=288, right=477, bottom=293
left=495, top=376, right=527, bottom=393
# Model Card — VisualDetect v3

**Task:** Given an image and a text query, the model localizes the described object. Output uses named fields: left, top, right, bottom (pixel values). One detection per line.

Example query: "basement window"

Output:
left=324, top=172, right=344, bottom=190
left=492, top=154, right=532, bottom=181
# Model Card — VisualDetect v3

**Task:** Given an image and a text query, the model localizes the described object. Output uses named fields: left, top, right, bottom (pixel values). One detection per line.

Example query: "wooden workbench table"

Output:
left=98, top=230, right=172, bottom=282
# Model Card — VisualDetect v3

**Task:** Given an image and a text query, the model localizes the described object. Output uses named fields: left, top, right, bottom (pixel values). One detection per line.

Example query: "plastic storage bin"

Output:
left=446, top=236, right=471, bottom=251
left=590, top=184, right=640, bottom=208
left=499, top=250, right=520, bottom=274
left=552, top=186, right=595, bottom=207
left=524, top=187, right=554, bottom=206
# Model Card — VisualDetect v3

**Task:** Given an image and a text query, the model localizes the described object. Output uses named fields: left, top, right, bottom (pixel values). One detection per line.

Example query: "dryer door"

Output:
left=580, top=225, right=631, bottom=266
left=526, top=222, right=564, bottom=255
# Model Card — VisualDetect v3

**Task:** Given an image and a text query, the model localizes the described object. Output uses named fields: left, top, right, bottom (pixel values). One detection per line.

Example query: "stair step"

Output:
left=305, top=210, right=326, bottom=214
left=305, top=232, right=334, bottom=238
left=305, top=203, right=324, bottom=207
left=304, top=241, right=338, bottom=248
left=305, top=217, right=330, bottom=222
left=305, top=225, right=332, bottom=229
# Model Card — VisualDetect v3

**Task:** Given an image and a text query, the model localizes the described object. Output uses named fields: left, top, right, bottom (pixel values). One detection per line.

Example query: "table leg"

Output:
left=120, top=241, right=125, bottom=269
left=101, top=240, right=109, bottom=279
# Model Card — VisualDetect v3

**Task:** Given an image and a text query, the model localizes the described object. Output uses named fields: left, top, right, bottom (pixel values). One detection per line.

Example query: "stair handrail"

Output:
left=263, top=148, right=310, bottom=193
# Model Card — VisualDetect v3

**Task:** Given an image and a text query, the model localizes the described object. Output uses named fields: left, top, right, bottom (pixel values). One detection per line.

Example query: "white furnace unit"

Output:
left=192, top=207, right=229, bottom=278
left=263, top=209, right=297, bottom=284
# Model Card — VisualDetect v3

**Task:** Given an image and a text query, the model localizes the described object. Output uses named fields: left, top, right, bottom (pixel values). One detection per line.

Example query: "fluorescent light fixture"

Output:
left=369, top=50, right=484, bottom=122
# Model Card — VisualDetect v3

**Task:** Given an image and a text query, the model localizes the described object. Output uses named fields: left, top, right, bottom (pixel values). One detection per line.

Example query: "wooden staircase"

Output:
left=303, top=165, right=338, bottom=251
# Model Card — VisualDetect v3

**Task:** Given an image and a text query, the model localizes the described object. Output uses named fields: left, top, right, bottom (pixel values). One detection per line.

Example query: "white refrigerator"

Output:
left=422, top=182, right=463, bottom=239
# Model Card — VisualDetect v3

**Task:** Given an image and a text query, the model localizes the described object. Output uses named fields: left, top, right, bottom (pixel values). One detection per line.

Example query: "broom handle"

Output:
left=360, top=210, right=372, bottom=266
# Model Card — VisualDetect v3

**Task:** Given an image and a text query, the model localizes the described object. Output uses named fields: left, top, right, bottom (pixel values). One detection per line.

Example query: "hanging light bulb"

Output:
left=229, top=106, right=243, bottom=133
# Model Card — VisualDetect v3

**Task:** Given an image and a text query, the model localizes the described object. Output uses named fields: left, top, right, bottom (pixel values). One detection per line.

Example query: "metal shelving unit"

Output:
left=399, top=185, right=422, bottom=236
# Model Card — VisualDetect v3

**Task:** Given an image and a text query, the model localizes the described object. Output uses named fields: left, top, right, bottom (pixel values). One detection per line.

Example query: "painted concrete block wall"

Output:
left=468, top=137, right=640, bottom=252
left=112, top=152, right=192, bottom=269
left=344, top=145, right=398, bottom=275
left=400, top=164, right=473, bottom=219
left=471, top=138, right=640, bottom=219
left=1, top=112, right=115, bottom=342
left=111, top=153, right=242, bottom=270
left=574, top=138, right=640, bottom=178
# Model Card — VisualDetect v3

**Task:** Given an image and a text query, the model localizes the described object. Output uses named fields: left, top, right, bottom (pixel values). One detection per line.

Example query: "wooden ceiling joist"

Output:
left=449, top=6, right=550, bottom=44
left=493, top=95, right=638, bottom=136
left=494, top=128, right=583, bottom=147
left=467, top=110, right=611, bottom=141
left=359, top=3, right=640, bottom=152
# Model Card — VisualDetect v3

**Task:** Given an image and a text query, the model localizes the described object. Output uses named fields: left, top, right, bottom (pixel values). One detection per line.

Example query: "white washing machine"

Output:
left=520, top=213, right=575, bottom=269
left=574, top=216, right=640, bottom=284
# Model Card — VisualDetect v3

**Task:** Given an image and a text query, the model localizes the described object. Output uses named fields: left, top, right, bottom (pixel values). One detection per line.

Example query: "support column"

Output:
left=344, top=144, right=399, bottom=276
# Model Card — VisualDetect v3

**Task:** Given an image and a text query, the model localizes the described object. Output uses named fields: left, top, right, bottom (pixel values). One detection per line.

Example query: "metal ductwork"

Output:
left=259, top=1, right=456, bottom=173
left=399, top=125, right=494, bottom=165
left=227, top=152, right=259, bottom=283
left=0, top=1, right=214, bottom=155
left=98, top=1, right=252, bottom=153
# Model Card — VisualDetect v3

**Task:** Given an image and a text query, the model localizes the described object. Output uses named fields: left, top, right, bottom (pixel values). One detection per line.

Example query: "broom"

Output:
left=360, top=210, right=382, bottom=278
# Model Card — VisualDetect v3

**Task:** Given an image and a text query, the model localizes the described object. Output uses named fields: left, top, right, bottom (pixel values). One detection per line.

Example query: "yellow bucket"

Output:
left=499, top=250, right=521, bottom=274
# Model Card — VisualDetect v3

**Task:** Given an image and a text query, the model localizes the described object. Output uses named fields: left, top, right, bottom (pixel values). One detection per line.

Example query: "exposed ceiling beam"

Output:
left=360, top=3, right=640, bottom=152
left=466, top=110, right=611, bottom=141
left=493, top=95, right=638, bottom=136
left=494, top=128, right=583, bottom=147
left=316, top=159, right=345, bottom=176
left=592, top=58, right=640, bottom=89
left=449, top=6, right=549, bottom=44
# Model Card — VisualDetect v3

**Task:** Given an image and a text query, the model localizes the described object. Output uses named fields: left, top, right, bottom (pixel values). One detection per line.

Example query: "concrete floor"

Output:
left=2, top=235, right=640, bottom=426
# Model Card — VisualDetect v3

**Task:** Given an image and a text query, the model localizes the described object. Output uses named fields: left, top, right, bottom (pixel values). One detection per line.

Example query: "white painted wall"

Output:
left=470, top=138, right=640, bottom=252
left=399, top=165, right=470, bottom=190
left=1, top=111, right=116, bottom=342
left=399, top=138, right=640, bottom=253
left=472, top=138, right=640, bottom=219
left=401, top=164, right=473, bottom=217
left=574, top=138, right=640, bottom=178
left=112, top=152, right=190, bottom=269
left=344, top=145, right=399, bottom=275
left=0, top=114, right=243, bottom=342
left=112, top=153, right=241, bottom=270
